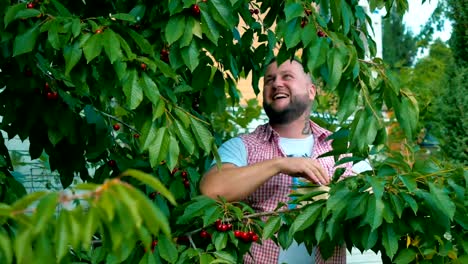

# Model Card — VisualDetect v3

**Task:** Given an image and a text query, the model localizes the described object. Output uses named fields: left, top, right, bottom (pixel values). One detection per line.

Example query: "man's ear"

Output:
left=309, top=83, right=316, bottom=100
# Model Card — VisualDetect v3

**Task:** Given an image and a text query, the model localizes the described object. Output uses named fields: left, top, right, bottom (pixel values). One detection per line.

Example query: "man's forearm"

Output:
left=199, top=158, right=284, bottom=202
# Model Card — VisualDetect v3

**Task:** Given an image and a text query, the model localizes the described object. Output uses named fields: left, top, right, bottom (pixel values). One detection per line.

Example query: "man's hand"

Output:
left=277, top=157, right=330, bottom=185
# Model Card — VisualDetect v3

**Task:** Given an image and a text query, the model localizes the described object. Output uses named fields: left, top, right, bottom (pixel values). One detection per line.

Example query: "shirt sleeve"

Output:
left=211, top=137, right=247, bottom=167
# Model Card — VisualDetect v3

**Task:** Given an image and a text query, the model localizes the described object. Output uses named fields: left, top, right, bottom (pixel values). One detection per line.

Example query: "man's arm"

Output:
left=200, top=157, right=330, bottom=202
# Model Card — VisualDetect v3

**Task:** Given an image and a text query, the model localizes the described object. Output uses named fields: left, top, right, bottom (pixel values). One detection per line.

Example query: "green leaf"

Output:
left=181, top=40, right=199, bottom=72
left=394, top=248, right=417, bottom=264
left=128, top=29, right=153, bottom=55
left=364, top=195, right=384, bottom=231
left=212, top=232, right=228, bottom=251
left=392, top=94, right=419, bottom=139
left=15, top=8, right=41, bottom=20
left=152, top=98, right=166, bottom=120
left=4, top=4, right=26, bottom=28
left=102, top=29, right=123, bottom=64
left=381, top=224, right=398, bottom=259
left=390, top=194, right=404, bottom=219
left=14, top=230, right=33, bottom=264
left=165, top=15, right=185, bottom=45
left=71, top=18, right=81, bottom=38
left=121, top=169, right=176, bottom=206
left=327, top=48, right=346, bottom=90
left=200, top=5, right=220, bottom=44
left=158, top=234, right=178, bottom=263
left=190, top=118, right=213, bottom=153
left=122, top=69, right=143, bottom=109
left=428, top=182, right=455, bottom=220
left=207, top=0, right=236, bottom=28
left=0, top=231, right=13, bottom=264
left=177, top=196, right=217, bottom=224
left=63, top=42, right=82, bottom=76
left=284, top=2, right=304, bottom=22
left=289, top=203, right=321, bottom=235
left=13, top=23, right=40, bottom=56
left=82, top=33, right=103, bottom=63
left=284, top=19, right=301, bottom=49
left=212, top=251, right=236, bottom=264
left=166, top=135, right=180, bottom=171
left=55, top=210, right=71, bottom=262
left=174, top=119, right=195, bottom=154
left=111, top=13, right=137, bottom=23
left=141, top=72, right=160, bottom=105
left=32, top=192, right=58, bottom=235
left=81, top=206, right=99, bottom=248
left=398, top=174, right=418, bottom=192
left=11, top=191, right=47, bottom=210
left=51, top=0, right=72, bottom=16
left=124, top=184, right=171, bottom=237
left=263, top=216, right=282, bottom=240
left=400, top=193, right=418, bottom=215
left=180, top=17, right=195, bottom=47
left=361, top=227, right=378, bottom=250
left=367, top=175, right=385, bottom=199
left=148, top=127, right=169, bottom=167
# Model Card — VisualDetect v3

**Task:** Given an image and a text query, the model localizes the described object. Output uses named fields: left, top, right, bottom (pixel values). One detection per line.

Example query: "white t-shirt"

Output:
left=215, top=135, right=316, bottom=263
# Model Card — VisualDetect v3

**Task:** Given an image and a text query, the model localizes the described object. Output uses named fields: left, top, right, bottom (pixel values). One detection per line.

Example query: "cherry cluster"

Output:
left=181, top=171, right=190, bottom=189
left=160, top=48, right=169, bottom=63
left=234, top=230, right=259, bottom=243
left=214, top=219, right=233, bottom=232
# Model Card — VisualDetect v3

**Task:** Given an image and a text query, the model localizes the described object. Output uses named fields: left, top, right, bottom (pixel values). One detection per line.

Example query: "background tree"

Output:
left=382, top=6, right=418, bottom=70
left=0, top=0, right=466, bottom=263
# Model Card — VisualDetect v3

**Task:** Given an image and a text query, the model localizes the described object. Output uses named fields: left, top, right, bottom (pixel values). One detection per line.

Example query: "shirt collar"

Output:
left=256, top=120, right=331, bottom=142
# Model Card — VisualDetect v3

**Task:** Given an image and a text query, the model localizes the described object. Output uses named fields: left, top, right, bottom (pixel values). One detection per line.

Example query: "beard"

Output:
left=263, top=94, right=311, bottom=125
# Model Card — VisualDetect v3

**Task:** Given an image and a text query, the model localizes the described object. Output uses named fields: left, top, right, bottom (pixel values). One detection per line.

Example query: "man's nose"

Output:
left=273, top=77, right=284, bottom=89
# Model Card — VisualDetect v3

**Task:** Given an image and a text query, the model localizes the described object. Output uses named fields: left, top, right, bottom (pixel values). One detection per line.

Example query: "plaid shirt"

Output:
left=240, top=121, right=349, bottom=264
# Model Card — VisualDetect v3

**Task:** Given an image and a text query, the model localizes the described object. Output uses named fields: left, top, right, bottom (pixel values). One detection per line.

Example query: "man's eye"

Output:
left=284, top=74, right=292, bottom=80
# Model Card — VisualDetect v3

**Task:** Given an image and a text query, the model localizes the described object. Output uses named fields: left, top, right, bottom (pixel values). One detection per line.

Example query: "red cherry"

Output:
left=171, top=168, right=178, bottom=175
left=200, top=230, right=210, bottom=239
left=301, top=19, right=307, bottom=28
left=95, top=29, right=102, bottom=34
left=113, top=124, right=120, bottom=131
left=160, top=49, right=170, bottom=63
left=226, top=223, right=233, bottom=230
left=140, top=63, right=147, bottom=70
left=249, top=9, right=254, bottom=14
left=251, top=234, right=259, bottom=242
left=191, top=4, right=201, bottom=16
left=46, top=92, right=58, bottom=100
left=234, top=230, right=242, bottom=238
left=133, top=133, right=140, bottom=138
left=151, top=240, right=158, bottom=252
left=108, top=160, right=116, bottom=167
left=183, top=179, right=190, bottom=188
left=241, top=232, right=250, bottom=242
left=181, top=171, right=188, bottom=178
left=44, top=82, right=50, bottom=90
left=317, top=30, right=327, bottom=38
left=253, top=9, right=259, bottom=14
left=27, top=3, right=34, bottom=9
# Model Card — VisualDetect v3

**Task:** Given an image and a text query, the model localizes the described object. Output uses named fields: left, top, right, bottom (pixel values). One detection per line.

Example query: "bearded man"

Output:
left=200, top=58, right=351, bottom=264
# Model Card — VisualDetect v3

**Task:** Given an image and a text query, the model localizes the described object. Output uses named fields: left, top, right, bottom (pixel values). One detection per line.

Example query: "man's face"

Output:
left=262, top=60, right=316, bottom=124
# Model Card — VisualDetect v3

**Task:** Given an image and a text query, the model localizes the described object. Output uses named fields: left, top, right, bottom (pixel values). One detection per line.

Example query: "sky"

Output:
left=403, top=0, right=452, bottom=41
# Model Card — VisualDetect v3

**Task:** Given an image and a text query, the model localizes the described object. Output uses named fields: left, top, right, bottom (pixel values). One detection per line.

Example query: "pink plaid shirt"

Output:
left=240, top=121, right=348, bottom=264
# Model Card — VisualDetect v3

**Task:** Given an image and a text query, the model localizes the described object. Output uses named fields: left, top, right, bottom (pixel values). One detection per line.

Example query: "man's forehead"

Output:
left=266, top=60, right=304, bottom=75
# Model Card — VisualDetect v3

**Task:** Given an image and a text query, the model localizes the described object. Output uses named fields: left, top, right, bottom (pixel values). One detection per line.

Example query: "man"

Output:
left=200, top=58, right=350, bottom=263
